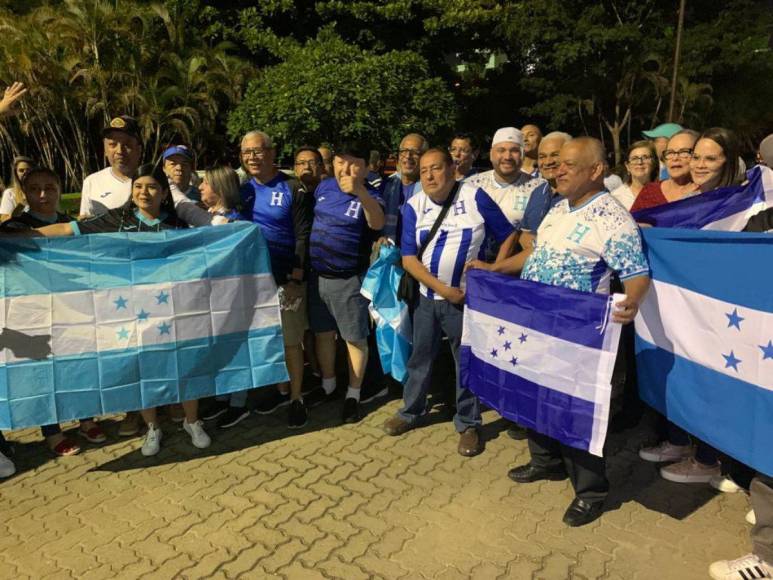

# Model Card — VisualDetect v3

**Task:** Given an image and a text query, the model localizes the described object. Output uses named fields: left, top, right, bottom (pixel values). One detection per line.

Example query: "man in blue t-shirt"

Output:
left=382, top=148, right=516, bottom=457
left=239, top=130, right=314, bottom=429
left=308, top=143, right=385, bottom=424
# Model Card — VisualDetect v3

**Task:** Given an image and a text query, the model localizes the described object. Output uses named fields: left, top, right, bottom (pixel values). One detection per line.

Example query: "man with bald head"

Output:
left=493, top=137, right=650, bottom=527
left=521, top=124, right=543, bottom=176
left=377, top=133, right=428, bottom=245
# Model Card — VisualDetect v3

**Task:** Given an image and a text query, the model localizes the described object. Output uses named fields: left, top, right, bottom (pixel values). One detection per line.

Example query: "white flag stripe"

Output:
left=1, top=273, right=280, bottom=363
left=462, top=308, right=618, bottom=404
left=635, top=279, right=773, bottom=391
left=703, top=166, right=773, bottom=231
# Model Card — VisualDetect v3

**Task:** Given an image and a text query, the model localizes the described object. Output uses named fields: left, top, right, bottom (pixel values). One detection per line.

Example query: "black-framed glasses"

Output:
left=627, top=155, right=653, bottom=164
left=663, top=148, right=693, bottom=160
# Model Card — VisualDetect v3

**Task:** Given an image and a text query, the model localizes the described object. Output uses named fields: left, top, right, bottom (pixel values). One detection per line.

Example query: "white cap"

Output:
left=491, top=127, right=524, bottom=147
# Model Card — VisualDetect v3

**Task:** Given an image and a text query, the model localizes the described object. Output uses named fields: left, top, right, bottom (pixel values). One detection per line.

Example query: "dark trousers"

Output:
left=398, top=296, right=480, bottom=432
left=752, top=473, right=773, bottom=564
left=667, top=422, right=720, bottom=465
left=40, top=418, right=95, bottom=438
left=528, top=429, right=609, bottom=504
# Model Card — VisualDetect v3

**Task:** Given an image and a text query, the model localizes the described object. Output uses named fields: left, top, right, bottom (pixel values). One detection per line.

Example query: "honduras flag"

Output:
left=361, top=244, right=412, bottom=383
left=636, top=228, right=773, bottom=476
left=0, top=222, right=288, bottom=429
left=633, top=165, right=773, bottom=231
left=460, top=270, right=623, bottom=456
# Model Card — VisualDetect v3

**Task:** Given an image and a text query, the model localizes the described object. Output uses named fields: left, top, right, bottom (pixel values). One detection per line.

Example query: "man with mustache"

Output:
left=162, top=145, right=200, bottom=202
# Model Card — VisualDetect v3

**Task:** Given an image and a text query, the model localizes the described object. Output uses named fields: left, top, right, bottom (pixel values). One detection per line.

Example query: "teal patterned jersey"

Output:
left=522, top=191, right=649, bottom=294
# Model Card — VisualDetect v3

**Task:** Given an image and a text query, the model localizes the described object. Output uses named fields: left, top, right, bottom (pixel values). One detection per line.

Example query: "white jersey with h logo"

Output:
left=522, top=191, right=649, bottom=294
left=463, top=169, right=547, bottom=229
left=400, top=182, right=513, bottom=300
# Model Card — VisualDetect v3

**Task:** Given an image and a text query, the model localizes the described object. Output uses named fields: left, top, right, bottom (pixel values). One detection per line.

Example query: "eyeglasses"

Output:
left=663, top=148, right=693, bottom=160
left=294, top=160, right=320, bottom=168
left=398, top=148, right=422, bottom=158
left=241, top=148, right=270, bottom=158
left=627, top=155, right=654, bottom=165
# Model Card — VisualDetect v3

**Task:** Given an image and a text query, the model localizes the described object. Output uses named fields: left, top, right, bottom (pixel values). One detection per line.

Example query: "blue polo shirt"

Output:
left=520, top=181, right=562, bottom=233
left=310, top=178, right=384, bottom=277
left=240, top=172, right=311, bottom=284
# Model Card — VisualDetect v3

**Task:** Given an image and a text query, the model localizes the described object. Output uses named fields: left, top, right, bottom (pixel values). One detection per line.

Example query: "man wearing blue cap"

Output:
left=642, top=122, right=683, bottom=180
left=163, top=145, right=200, bottom=202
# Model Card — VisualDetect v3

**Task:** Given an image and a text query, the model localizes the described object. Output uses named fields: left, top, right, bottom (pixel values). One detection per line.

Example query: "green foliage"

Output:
left=228, top=30, right=457, bottom=157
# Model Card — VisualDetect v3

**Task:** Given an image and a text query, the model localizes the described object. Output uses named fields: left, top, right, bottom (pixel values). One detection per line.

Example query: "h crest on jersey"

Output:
left=344, top=200, right=362, bottom=219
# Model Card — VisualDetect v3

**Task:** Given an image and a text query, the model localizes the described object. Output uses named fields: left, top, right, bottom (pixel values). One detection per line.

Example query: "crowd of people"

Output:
left=0, top=80, right=772, bottom=580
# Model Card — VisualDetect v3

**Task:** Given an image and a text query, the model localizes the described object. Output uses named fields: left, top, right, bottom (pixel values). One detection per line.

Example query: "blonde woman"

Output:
left=0, top=156, right=34, bottom=221
left=198, top=165, right=242, bottom=224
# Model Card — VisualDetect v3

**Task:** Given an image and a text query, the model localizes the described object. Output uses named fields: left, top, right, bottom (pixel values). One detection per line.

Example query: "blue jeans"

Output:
left=398, top=296, right=480, bottom=432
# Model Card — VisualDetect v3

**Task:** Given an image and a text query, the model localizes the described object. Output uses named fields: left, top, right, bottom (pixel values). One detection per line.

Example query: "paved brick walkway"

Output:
left=0, top=396, right=750, bottom=579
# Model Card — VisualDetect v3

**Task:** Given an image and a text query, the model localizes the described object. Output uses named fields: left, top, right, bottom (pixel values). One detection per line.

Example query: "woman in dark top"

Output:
left=35, top=164, right=211, bottom=456
left=0, top=166, right=107, bottom=455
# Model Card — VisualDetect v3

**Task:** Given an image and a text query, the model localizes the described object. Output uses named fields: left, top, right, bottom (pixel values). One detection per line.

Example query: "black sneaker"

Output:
left=359, top=383, right=388, bottom=405
left=287, top=399, right=308, bottom=429
left=253, top=389, right=291, bottom=415
left=201, top=400, right=230, bottom=421
left=303, top=386, right=333, bottom=408
left=342, top=397, right=362, bottom=423
left=217, top=407, right=251, bottom=429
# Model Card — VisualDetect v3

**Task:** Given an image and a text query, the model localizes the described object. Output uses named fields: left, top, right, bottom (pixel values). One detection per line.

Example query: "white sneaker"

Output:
left=747, top=509, right=757, bottom=525
left=639, top=441, right=694, bottom=463
left=183, top=420, right=211, bottom=449
left=0, top=450, right=15, bottom=478
left=709, top=553, right=772, bottom=579
left=710, top=475, right=744, bottom=493
left=141, top=424, right=163, bottom=456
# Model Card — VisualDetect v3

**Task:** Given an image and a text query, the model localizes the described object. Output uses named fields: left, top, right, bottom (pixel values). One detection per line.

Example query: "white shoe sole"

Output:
left=660, top=470, right=717, bottom=484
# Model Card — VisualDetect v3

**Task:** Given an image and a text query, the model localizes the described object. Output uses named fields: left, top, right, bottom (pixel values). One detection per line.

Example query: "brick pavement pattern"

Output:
left=0, top=398, right=750, bottom=579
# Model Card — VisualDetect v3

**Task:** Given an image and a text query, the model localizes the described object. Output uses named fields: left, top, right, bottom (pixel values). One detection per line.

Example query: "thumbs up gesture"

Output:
left=338, top=158, right=367, bottom=196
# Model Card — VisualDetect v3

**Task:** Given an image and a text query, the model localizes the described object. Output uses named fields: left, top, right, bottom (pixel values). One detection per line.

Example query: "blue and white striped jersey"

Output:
left=400, top=182, right=513, bottom=300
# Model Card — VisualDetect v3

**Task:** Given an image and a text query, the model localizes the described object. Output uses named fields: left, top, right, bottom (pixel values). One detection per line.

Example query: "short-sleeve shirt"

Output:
left=79, top=167, right=131, bottom=216
left=310, top=179, right=384, bottom=277
left=73, top=207, right=187, bottom=235
left=610, top=184, right=636, bottom=211
left=0, top=211, right=70, bottom=232
left=240, top=172, right=312, bottom=284
left=401, top=182, right=514, bottom=300
left=0, top=188, right=26, bottom=216
left=522, top=191, right=649, bottom=294
left=520, top=181, right=561, bottom=233
left=463, top=169, right=547, bottom=229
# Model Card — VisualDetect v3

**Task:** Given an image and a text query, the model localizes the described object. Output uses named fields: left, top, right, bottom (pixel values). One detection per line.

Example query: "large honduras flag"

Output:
left=633, top=165, right=773, bottom=231
left=0, top=222, right=288, bottom=429
left=636, top=228, right=773, bottom=475
left=461, top=270, right=623, bottom=456
left=361, top=244, right=412, bottom=383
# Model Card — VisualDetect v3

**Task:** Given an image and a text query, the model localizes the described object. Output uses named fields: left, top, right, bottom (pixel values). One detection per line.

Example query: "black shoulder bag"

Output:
left=397, top=183, right=458, bottom=305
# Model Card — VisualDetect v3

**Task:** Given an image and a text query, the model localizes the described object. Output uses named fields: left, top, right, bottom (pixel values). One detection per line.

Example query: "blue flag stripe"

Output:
left=636, top=335, right=773, bottom=477
left=461, top=346, right=594, bottom=451
left=465, top=270, right=610, bottom=350
left=641, top=228, right=773, bottom=312
left=0, top=325, right=287, bottom=429
left=632, top=166, right=768, bottom=229
left=0, top=222, right=272, bottom=298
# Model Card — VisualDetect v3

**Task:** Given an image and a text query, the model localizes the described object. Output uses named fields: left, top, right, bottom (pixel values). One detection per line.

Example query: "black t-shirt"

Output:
left=75, top=207, right=188, bottom=235
left=0, top=211, right=71, bottom=232
left=743, top=208, right=773, bottom=233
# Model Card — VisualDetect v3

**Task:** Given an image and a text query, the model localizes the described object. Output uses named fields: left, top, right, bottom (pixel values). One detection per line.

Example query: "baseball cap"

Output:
left=642, top=123, right=683, bottom=140
left=101, top=115, right=142, bottom=142
left=162, top=145, right=194, bottom=162
left=492, top=127, right=524, bottom=147
left=759, top=134, right=773, bottom=167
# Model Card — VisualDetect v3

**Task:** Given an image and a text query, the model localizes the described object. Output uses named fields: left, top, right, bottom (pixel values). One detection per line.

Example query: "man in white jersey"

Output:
left=465, top=127, right=547, bottom=257
left=79, top=116, right=211, bottom=226
left=382, top=148, right=516, bottom=457
left=506, top=137, right=650, bottom=527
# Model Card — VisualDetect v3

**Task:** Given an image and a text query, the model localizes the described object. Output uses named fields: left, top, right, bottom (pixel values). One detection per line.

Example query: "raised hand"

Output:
left=0, top=82, right=27, bottom=117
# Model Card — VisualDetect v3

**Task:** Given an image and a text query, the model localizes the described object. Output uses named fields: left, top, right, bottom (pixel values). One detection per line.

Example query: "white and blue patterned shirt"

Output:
left=463, top=169, right=547, bottom=229
left=522, top=191, right=649, bottom=294
left=401, top=182, right=514, bottom=300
